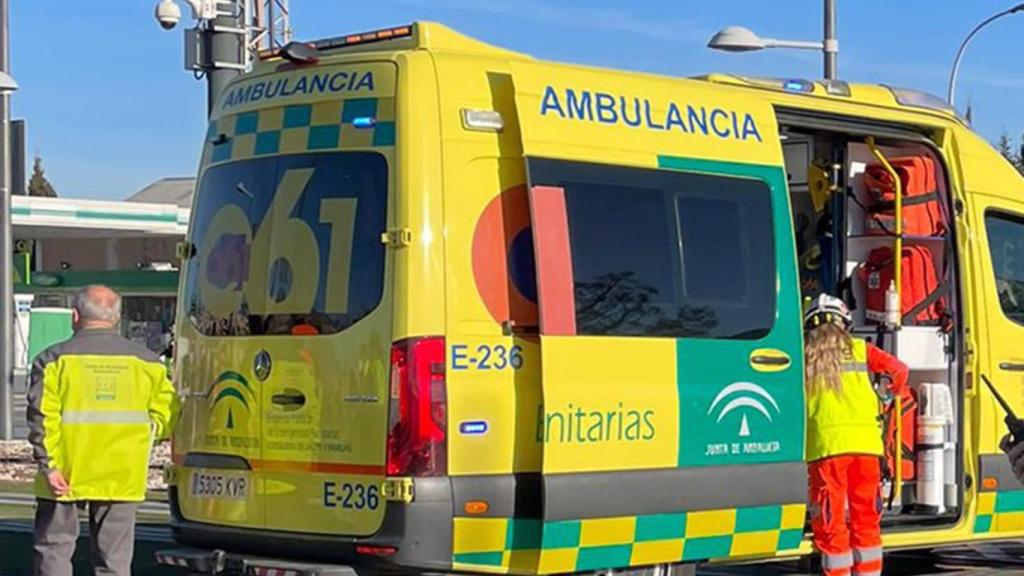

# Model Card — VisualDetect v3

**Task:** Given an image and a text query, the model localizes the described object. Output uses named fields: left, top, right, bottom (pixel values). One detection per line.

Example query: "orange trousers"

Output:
left=809, top=455, right=883, bottom=576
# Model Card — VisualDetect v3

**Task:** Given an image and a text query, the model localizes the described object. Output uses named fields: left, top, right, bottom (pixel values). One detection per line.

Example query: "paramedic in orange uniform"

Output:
left=803, top=295, right=909, bottom=576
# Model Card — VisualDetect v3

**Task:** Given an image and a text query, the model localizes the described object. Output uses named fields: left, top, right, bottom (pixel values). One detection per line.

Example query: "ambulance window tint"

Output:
left=183, top=152, right=387, bottom=336
left=985, top=212, right=1024, bottom=324
left=531, top=159, right=776, bottom=340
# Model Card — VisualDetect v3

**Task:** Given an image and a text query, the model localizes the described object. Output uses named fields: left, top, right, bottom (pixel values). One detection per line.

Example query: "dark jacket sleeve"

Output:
left=25, top=346, right=62, bottom=473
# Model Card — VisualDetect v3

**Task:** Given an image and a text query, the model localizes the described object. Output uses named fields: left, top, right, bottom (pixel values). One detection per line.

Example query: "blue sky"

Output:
left=12, top=0, right=1024, bottom=200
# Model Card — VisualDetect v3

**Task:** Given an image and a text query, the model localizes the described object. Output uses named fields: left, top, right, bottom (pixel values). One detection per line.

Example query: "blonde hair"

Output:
left=805, top=322, right=853, bottom=395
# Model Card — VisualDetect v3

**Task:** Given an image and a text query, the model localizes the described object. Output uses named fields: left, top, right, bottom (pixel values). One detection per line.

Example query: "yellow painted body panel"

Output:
left=510, top=61, right=783, bottom=169
left=169, top=20, right=1024, bottom=573
left=539, top=337, right=678, bottom=473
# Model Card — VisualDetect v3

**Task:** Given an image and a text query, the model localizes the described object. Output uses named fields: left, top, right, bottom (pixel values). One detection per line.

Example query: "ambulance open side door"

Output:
left=513, top=61, right=810, bottom=569
left=963, top=137, right=1024, bottom=519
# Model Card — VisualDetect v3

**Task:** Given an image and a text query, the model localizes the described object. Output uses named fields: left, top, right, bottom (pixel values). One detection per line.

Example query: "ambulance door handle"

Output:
left=271, top=389, right=306, bottom=408
left=750, top=349, right=792, bottom=373
left=999, top=362, right=1024, bottom=372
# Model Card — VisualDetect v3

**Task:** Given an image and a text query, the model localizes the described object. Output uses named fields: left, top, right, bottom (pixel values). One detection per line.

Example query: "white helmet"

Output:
left=804, top=293, right=852, bottom=330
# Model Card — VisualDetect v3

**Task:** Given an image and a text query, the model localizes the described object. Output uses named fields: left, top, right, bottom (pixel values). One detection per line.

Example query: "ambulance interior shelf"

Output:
left=783, top=129, right=961, bottom=523
left=848, top=139, right=959, bottom=521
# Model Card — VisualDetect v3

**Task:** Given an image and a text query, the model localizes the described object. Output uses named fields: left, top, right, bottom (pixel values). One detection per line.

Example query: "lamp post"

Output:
left=947, top=3, right=1024, bottom=108
left=0, top=0, right=17, bottom=441
left=708, top=0, right=839, bottom=80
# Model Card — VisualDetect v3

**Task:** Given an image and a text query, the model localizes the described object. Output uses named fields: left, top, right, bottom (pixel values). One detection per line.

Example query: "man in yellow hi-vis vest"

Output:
left=26, top=285, right=178, bottom=576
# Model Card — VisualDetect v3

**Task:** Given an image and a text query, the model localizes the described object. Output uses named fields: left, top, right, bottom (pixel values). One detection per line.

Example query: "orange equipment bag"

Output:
left=882, top=386, right=918, bottom=483
left=858, top=245, right=946, bottom=326
left=864, top=155, right=944, bottom=237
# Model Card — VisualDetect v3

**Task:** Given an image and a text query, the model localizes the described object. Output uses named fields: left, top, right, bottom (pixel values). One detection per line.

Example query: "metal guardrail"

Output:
left=0, top=519, right=171, bottom=542
left=0, top=492, right=169, bottom=517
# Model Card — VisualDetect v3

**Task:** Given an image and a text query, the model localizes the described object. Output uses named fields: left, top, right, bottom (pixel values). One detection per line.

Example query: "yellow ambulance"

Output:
left=159, top=21, right=1024, bottom=575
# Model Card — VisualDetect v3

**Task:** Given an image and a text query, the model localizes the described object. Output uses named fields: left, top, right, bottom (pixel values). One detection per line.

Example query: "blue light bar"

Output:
left=352, top=116, right=377, bottom=129
left=738, top=76, right=815, bottom=94
left=784, top=80, right=810, bottom=92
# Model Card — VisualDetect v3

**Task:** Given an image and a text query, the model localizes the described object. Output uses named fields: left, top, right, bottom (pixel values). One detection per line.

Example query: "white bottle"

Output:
left=885, top=280, right=900, bottom=327
left=916, top=383, right=955, bottom=514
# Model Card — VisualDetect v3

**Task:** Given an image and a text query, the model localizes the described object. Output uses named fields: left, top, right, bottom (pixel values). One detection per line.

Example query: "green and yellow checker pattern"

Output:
left=201, top=97, right=396, bottom=166
left=453, top=504, right=806, bottom=574
left=975, top=491, right=1024, bottom=534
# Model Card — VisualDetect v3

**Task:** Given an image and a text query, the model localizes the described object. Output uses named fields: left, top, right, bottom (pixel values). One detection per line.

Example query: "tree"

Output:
left=995, top=132, right=1024, bottom=176
left=996, top=132, right=1015, bottom=161
left=28, top=155, right=57, bottom=197
left=573, top=271, right=719, bottom=338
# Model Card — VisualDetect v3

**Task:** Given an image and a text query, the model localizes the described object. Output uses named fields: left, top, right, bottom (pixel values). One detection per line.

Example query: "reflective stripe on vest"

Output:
left=62, top=410, right=150, bottom=424
left=805, top=338, right=886, bottom=460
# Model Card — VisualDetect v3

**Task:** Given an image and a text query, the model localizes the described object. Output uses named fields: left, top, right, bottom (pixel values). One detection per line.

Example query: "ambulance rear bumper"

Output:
left=155, top=547, right=361, bottom=576
left=166, top=477, right=453, bottom=572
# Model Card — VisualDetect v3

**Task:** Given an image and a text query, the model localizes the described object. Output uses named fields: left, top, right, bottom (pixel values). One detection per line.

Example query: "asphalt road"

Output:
left=2, top=506, right=1024, bottom=575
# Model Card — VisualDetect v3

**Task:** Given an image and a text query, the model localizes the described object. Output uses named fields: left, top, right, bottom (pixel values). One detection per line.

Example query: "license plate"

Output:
left=190, top=472, right=249, bottom=500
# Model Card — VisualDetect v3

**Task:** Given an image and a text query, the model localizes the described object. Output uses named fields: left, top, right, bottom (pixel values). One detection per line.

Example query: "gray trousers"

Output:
left=33, top=499, right=139, bottom=576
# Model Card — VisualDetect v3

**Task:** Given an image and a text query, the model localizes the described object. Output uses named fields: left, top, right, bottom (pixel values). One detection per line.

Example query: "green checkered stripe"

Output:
left=452, top=503, right=806, bottom=574
left=452, top=518, right=542, bottom=569
left=975, top=490, right=1024, bottom=534
left=202, top=97, right=395, bottom=165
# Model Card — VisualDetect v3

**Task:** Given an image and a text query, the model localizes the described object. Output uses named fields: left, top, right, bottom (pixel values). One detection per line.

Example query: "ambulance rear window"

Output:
left=530, top=158, right=776, bottom=340
left=183, top=152, right=387, bottom=336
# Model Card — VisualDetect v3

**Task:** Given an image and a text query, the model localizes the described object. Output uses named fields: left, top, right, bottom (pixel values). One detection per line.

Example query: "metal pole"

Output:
left=205, top=8, right=245, bottom=116
left=823, top=0, right=838, bottom=80
left=948, top=4, right=1024, bottom=107
left=0, top=0, right=12, bottom=440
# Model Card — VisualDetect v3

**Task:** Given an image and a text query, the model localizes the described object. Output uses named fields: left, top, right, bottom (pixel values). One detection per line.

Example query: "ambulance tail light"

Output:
left=357, top=545, right=398, bottom=557
left=387, top=337, right=447, bottom=477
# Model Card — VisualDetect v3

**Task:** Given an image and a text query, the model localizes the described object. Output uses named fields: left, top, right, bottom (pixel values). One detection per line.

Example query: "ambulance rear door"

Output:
left=179, top=61, right=397, bottom=538
left=511, top=62, right=808, bottom=571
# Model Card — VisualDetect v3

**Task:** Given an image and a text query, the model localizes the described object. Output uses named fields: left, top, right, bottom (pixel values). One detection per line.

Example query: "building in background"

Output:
left=7, top=177, right=194, bottom=437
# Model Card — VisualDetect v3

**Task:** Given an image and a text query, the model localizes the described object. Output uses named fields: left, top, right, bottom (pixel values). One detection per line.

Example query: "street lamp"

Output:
left=708, top=26, right=825, bottom=52
left=947, top=3, right=1024, bottom=108
left=0, top=71, right=16, bottom=92
left=708, top=0, right=839, bottom=80
left=0, top=64, right=15, bottom=441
